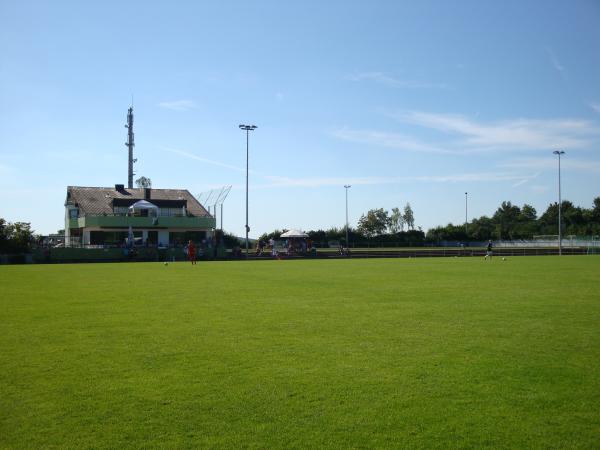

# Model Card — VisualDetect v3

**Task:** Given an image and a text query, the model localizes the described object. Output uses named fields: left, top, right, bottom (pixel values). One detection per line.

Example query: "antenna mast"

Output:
left=125, top=106, right=136, bottom=188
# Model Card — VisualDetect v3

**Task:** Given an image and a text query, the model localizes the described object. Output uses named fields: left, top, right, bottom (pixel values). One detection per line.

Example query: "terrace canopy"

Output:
left=128, top=200, right=159, bottom=216
left=280, top=229, right=308, bottom=238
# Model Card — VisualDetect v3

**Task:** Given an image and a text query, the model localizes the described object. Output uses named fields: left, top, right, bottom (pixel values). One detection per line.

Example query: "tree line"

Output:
left=258, top=197, right=600, bottom=247
left=0, top=219, right=37, bottom=253
left=427, top=197, right=600, bottom=242
left=259, top=203, right=425, bottom=247
left=2, top=196, right=598, bottom=254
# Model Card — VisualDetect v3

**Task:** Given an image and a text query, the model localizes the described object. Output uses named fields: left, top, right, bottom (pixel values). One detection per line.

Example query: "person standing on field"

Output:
left=187, top=240, right=197, bottom=265
left=486, top=240, right=493, bottom=260
left=269, top=238, right=275, bottom=256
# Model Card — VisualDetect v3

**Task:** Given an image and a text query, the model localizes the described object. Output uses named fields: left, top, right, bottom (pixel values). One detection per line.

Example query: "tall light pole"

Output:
left=465, top=192, right=468, bottom=235
left=239, top=124, right=257, bottom=257
left=553, top=150, right=565, bottom=255
left=344, top=185, right=351, bottom=248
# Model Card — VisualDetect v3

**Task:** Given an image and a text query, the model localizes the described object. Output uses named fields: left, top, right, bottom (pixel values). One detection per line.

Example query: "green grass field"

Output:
left=1, top=256, right=599, bottom=449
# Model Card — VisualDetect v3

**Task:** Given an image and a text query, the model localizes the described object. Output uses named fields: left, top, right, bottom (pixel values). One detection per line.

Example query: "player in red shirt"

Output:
left=187, top=240, right=197, bottom=265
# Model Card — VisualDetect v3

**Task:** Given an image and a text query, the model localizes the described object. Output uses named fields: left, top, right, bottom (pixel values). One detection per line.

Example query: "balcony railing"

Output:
left=71, top=214, right=216, bottom=229
left=111, top=211, right=194, bottom=218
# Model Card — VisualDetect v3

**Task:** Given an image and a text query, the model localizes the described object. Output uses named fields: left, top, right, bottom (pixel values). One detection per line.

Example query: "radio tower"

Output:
left=125, top=106, right=136, bottom=189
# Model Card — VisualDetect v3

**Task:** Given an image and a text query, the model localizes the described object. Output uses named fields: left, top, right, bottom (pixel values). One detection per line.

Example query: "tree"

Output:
left=214, top=229, right=242, bottom=249
left=135, top=176, right=152, bottom=188
left=389, top=207, right=405, bottom=233
left=591, top=198, right=600, bottom=233
left=512, top=204, right=537, bottom=238
left=0, top=218, right=7, bottom=250
left=469, top=215, right=495, bottom=241
left=493, top=201, right=521, bottom=239
left=403, top=203, right=415, bottom=230
left=519, top=204, right=537, bottom=222
left=593, top=197, right=600, bottom=218
left=306, top=229, right=327, bottom=247
left=258, top=229, right=285, bottom=243
left=538, top=202, right=560, bottom=235
left=426, top=223, right=466, bottom=242
left=561, top=201, right=585, bottom=233
left=357, top=208, right=390, bottom=238
left=0, top=219, right=35, bottom=253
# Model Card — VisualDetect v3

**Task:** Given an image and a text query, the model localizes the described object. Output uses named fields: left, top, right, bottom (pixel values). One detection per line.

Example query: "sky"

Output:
left=1, top=0, right=600, bottom=237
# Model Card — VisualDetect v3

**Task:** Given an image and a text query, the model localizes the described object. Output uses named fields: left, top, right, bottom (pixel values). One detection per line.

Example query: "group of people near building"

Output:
left=253, top=238, right=313, bottom=256
left=188, top=238, right=494, bottom=262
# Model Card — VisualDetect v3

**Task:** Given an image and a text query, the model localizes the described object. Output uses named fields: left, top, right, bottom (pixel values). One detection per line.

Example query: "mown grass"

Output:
left=1, top=256, right=599, bottom=448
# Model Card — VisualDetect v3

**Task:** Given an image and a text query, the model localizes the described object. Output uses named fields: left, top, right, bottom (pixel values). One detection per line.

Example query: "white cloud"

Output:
left=262, top=175, right=393, bottom=188
left=512, top=178, right=532, bottom=188
left=161, top=147, right=246, bottom=172
left=412, top=172, right=539, bottom=184
left=590, top=102, right=600, bottom=114
left=259, top=172, right=538, bottom=189
left=158, top=100, right=198, bottom=111
left=501, top=157, right=600, bottom=174
left=330, top=127, right=453, bottom=154
left=531, top=185, right=550, bottom=194
left=389, top=111, right=600, bottom=152
left=331, top=111, right=600, bottom=155
left=346, top=71, right=447, bottom=89
left=546, top=47, right=565, bottom=74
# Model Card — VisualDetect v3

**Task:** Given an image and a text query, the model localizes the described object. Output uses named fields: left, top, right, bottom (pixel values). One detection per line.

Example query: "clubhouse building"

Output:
left=65, top=184, right=215, bottom=247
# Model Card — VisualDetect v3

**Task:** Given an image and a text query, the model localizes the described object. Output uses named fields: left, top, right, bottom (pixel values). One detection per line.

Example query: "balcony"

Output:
left=74, top=214, right=215, bottom=229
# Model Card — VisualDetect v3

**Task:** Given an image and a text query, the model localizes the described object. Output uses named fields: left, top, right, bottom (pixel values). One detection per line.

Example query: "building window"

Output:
left=69, top=209, right=79, bottom=219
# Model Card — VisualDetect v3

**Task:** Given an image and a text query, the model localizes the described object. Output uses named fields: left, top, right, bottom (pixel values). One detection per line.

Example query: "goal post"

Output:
left=588, top=236, right=600, bottom=255
left=532, top=235, right=559, bottom=248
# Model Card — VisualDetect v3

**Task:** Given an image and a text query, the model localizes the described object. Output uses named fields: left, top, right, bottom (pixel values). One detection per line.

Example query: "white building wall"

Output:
left=64, top=205, right=79, bottom=246
left=64, top=206, right=71, bottom=244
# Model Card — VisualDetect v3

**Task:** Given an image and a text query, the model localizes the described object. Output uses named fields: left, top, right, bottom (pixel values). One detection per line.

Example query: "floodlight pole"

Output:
left=239, top=124, right=257, bottom=258
left=465, top=192, right=468, bottom=235
left=553, top=150, right=565, bottom=256
left=344, top=185, right=351, bottom=248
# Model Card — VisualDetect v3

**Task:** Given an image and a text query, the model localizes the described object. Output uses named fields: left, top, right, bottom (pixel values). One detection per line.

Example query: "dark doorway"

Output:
left=147, top=231, right=158, bottom=245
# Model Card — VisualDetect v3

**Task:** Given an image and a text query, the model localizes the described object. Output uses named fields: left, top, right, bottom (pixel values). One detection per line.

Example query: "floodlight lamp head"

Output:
left=553, top=150, right=565, bottom=155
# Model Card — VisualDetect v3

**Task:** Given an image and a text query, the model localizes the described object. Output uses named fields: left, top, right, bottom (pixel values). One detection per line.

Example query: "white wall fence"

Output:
left=493, top=238, right=599, bottom=248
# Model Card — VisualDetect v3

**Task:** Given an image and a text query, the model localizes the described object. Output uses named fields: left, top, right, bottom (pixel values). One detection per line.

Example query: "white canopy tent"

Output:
left=280, top=229, right=308, bottom=238
left=128, top=200, right=159, bottom=217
